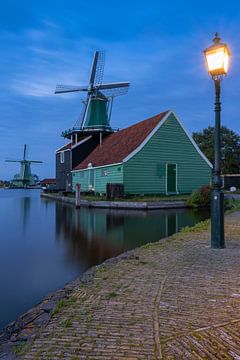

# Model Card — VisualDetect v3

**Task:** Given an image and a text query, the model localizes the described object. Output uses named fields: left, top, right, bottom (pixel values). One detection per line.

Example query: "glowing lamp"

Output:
left=204, top=33, right=230, bottom=77
left=203, top=33, right=231, bottom=249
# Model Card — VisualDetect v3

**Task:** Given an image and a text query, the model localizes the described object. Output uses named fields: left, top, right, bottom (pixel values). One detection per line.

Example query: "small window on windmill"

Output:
left=60, top=152, right=65, bottom=164
left=101, top=169, right=108, bottom=177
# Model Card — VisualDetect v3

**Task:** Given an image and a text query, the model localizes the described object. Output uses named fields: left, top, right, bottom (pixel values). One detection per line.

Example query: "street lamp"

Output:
left=204, top=33, right=231, bottom=249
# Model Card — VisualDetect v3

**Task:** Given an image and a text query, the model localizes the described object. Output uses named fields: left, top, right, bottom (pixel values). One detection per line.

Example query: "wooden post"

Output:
left=75, top=184, right=81, bottom=208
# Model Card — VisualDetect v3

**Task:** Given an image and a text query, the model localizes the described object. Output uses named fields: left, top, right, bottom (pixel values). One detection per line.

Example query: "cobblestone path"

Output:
left=22, top=212, right=240, bottom=359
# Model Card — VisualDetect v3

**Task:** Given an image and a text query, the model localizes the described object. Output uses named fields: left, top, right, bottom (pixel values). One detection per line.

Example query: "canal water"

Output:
left=0, top=189, right=210, bottom=330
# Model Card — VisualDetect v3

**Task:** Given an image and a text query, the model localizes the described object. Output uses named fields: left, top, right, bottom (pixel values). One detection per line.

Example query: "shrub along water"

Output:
left=187, top=185, right=240, bottom=212
left=187, top=185, right=212, bottom=208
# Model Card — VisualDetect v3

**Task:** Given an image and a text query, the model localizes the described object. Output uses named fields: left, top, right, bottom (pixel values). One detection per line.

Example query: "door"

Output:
left=167, top=163, right=177, bottom=193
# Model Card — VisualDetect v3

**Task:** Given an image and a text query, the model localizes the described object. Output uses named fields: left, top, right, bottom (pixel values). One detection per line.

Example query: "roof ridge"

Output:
left=116, top=110, right=169, bottom=134
left=73, top=110, right=170, bottom=170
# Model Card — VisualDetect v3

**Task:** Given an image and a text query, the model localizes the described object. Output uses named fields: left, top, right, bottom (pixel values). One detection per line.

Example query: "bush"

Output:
left=187, top=185, right=212, bottom=208
left=225, top=198, right=240, bottom=213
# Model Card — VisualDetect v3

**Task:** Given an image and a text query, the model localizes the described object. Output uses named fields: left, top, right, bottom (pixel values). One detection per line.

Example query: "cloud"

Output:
left=1, top=16, right=240, bottom=180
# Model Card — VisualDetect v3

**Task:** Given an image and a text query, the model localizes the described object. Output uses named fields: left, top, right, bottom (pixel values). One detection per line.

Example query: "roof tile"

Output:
left=74, top=110, right=169, bottom=170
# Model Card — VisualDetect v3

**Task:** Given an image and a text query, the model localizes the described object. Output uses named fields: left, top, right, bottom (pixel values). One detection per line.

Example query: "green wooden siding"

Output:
left=123, top=113, right=212, bottom=194
left=72, top=170, right=89, bottom=191
left=94, top=164, right=123, bottom=193
left=72, top=164, right=123, bottom=193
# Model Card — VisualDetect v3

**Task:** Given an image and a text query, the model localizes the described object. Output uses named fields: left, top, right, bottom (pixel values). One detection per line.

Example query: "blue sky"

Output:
left=0, top=0, right=240, bottom=179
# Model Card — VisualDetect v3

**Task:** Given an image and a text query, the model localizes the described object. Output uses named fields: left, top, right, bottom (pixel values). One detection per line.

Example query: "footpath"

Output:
left=2, top=212, right=240, bottom=359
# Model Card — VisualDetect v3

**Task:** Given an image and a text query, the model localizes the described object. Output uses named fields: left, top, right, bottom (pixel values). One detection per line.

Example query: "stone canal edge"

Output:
left=1, top=212, right=240, bottom=359
left=40, top=192, right=188, bottom=210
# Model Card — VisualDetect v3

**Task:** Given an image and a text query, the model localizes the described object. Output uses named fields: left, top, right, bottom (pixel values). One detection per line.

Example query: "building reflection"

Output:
left=54, top=203, right=210, bottom=268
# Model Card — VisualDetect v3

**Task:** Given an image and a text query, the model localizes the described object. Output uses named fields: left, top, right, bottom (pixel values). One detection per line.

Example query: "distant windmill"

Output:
left=6, top=144, right=43, bottom=188
left=55, top=51, right=130, bottom=138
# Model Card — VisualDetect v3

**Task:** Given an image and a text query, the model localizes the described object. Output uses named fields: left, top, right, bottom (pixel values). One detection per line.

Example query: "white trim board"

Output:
left=122, top=111, right=171, bottom=162
left=81, top=97, right=91, bottom=128
left=171, top=111, right=213, bottom=168
left=56, top=136, right=93, bottom=153
left=72, top=135, right=92, bottom=149
left=55, top=143, right=71, bottom=153
left=123, top=110, right=213, bottom=168
left=71, top=162, right=123, bottom=173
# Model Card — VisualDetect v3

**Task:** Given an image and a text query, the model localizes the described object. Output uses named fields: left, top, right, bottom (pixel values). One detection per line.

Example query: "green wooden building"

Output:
left=72, top=110, right=212, bottom=195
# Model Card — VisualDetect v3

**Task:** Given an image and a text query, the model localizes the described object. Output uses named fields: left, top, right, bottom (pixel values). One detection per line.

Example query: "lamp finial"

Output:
left=213, top=33, right=221, bottom=44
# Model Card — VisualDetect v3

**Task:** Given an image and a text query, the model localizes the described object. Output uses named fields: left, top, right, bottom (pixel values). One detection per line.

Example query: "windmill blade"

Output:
left=5, top=160, right=21, bottom=163
left=93, top=51, right=105, bottom=87
left=99, top=83, right=130, bottom=98
left=29, top=161, right=43, bottom=164
left=89, top=51, right=100, bottom=87
left=55, top=85, right=88, bottom=94
left=23, top=144, right=27, bottom=160
left=97, top=81, right=130, bottom=90
left=97, top=81, right=130, bottom=98
left=100, top=87, right=129, bottom=98
left=80, top=95, right=91, bottom=128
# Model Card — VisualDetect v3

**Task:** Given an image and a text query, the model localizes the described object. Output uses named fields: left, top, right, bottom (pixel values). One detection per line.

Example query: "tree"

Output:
left=193, top=126, right=240, bottom=174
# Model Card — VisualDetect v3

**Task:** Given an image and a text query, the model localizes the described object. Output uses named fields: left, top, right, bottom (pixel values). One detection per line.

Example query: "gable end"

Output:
left=123, top=110, right=212, bottom=168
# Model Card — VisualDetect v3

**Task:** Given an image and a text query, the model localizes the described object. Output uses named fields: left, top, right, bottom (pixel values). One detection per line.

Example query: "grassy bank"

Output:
left=181, top=199, right=240, bottom=234
left=52, top=191, right=190, bottom=202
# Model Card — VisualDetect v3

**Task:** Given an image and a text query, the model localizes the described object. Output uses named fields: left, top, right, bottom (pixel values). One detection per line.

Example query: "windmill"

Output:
left=6, top=144, right=43, bottom=188
left=55, top=51, right=130, bottom=139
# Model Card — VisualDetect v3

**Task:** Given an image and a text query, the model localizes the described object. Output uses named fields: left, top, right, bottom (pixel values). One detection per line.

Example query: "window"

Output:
left=101, top=169, right=108, bottom=177
left=80, top=172, right=84, bottom=178
left=60, top=152, right=64, bottom=163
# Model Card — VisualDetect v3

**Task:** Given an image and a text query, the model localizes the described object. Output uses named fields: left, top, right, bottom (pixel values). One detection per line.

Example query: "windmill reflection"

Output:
left=20, top=196, right=31, bottom=233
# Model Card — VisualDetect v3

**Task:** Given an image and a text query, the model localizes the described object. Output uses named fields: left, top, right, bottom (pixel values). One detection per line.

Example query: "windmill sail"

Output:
left=23, top=144, right=27, bottom=160
left=55, top=85, right=88, bottom=94
left=89, top=51, right=99, bottom=86
left=55, top=50, right=130, bottom=135
left=79, top=95, right=91, bottom=128
left=97, top=81, right=130, bottom=89
left=93, top=51, right=105, bottom=86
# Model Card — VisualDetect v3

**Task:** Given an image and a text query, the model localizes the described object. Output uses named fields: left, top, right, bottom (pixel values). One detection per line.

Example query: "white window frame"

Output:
left=60, top=151, right=65, bottom=164
left=101, top=169, right=108, bottom=177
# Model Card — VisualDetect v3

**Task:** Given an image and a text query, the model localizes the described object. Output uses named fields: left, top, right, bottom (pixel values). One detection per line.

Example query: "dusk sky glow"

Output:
left=1, top=0, right=240, bottom=179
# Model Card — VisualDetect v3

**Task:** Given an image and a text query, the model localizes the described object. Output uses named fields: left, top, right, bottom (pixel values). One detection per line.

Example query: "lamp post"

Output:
left=204, top=33, right=230, bottom=249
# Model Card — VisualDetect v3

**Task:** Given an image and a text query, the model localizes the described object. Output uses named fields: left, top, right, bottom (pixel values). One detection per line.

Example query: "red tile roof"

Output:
left=41, top=178, right=56, bottom=184
left=74, top=111, right=169, bottom=170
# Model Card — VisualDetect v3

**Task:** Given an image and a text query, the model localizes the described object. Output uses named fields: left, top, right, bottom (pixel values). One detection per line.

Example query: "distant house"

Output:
left=41, top=178, right=56, bottom=190
left=71, top=110, right=212, bottom=195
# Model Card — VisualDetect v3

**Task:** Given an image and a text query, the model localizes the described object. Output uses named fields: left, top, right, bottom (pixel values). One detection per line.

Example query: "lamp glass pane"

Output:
left=206, top=47, right=225, bottom=72
left=223, top=49, right=229, bottom=73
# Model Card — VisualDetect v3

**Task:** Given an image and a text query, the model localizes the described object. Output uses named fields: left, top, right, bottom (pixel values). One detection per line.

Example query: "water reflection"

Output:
left=0, top=189, right=210, bottom=330
left=20, top=196, right=31, bottom=233
left=55, top=203, right=210, bottom=266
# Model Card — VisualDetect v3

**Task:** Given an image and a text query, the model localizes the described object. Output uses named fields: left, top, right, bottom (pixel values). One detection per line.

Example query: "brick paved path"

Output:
left=22, top=212, right=240, bottom=359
